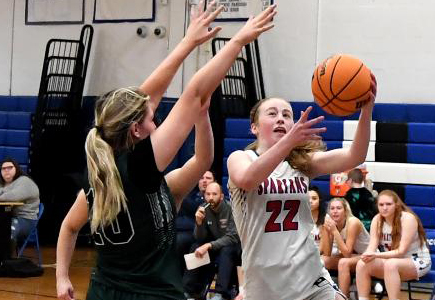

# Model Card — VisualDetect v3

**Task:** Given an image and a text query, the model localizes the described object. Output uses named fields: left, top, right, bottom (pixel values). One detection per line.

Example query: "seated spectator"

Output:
left=356, top=190, right=431, bottom=300
left=176, top=170, right=215, bottom=273
left=320, top=197, right=370, bottom=297
left=310, top=185, right=327, bottom=249
left=0, top=157, right=40, bottom=256
left=344, top=168, right=377, bottom=232
left=183, top=182, right=241, bottom=300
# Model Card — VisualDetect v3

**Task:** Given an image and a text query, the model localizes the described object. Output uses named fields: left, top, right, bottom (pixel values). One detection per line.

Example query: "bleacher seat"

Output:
left=0, top=96, right=37, bottom=112
left=0, top=96, right=36, bottom=170
left=408, top=123, right=435, bottom=143
left=410, top=206, right=435, bottom=229
left=0, top=112, right=32, bottom=130
left=405, top=185, right=435, bottom=207
left=0, top=146, right=29, bottom=164
left=0, top=129, right=30, bottom=147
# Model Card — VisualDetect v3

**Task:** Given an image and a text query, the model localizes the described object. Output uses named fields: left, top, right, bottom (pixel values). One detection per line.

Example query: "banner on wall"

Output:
left=26, top=0, right=84, bottom=25
left=93, top=0, right=155, bottom=23
left=207, top=0, right=274, bottom=21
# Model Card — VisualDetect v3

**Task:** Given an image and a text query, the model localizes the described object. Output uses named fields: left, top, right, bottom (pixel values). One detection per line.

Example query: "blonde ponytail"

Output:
left=85, top=87, right=150, bottom=233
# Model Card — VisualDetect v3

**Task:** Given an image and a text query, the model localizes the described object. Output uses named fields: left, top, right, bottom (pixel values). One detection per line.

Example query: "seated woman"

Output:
left=0, top=157, right=40, bottom=255
left=309, top=185, right=327, bottom=249
left=320, top=197, right=370, bottom=297
left=356, top=190, right=431, bottom=300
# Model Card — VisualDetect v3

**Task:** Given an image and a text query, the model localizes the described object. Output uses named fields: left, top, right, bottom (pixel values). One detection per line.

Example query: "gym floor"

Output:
left=0, top=246, right=431, bottom=300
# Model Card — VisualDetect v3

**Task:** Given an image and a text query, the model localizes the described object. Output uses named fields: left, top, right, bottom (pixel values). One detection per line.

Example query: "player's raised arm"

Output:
left=165, top=98, right=214, bottom=210
left=151, top=4, right=277, bottom=172
left=309, top=73, right=377, bottom=178
left=139, top=0, right=223, bottom=110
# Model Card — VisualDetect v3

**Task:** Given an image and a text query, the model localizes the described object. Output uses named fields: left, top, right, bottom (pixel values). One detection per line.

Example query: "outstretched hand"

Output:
left=232, top=4, right=277, bottom=46
left=285, top=106, right=326, bottom=147
left=185, top=0, right=223, bottom=46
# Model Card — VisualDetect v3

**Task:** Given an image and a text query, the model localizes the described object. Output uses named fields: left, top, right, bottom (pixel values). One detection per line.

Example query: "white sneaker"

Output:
left=374, top=282, right=383, bottom=293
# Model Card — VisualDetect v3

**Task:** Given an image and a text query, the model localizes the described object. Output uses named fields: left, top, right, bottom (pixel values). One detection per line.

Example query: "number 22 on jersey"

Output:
left=265, top=200, right=300, bottom=233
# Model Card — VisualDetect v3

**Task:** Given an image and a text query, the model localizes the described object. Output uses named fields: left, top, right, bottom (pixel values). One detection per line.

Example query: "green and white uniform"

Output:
left=84, top=137, right=184, bottom=300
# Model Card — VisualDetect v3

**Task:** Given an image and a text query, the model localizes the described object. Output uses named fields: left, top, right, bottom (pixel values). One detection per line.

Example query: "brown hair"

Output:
left=309, top=185, right=326, bottom=226
left=245, top=98, right=325, bottom=175
left=0, top=157, right=27, bottom=185
left=347, top=168, right=364, bottom=184
left=377, top=190, right=427, bottom=249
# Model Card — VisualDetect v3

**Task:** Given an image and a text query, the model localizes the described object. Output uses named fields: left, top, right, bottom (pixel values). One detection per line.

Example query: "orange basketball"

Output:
left=311, top=54, right=372, bottom=116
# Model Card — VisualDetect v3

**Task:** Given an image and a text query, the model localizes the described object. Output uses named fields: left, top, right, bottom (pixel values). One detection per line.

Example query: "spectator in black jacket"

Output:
left=176, top=170, right=215, bottom=274
left=183, top=182, right=241, bottom=300
left=344, top=168, right=376, bottom=231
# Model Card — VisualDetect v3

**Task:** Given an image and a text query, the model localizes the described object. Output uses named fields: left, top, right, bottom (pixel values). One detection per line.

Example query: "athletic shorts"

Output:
left=303, top=268, right=347, bottom=300
left=411, top=253, right=432, bottom=279
left=86, top=279, right=186, bottom=300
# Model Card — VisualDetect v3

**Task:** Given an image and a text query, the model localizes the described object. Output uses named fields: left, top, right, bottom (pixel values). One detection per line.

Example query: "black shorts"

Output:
left=86, top=279, right=185, bottom=300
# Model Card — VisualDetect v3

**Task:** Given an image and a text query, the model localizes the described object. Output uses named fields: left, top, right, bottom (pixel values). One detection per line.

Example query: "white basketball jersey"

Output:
left=381, top=214, right=430, bottom=257
left=311, top=224, right=322, bottom=248
left=229, top=150, right=323, bottom=300
left=331, top=217, right=370, bottom=255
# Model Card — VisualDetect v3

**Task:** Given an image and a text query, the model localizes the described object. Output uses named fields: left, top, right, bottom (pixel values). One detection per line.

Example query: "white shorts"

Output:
left=411, top=253, right=432, bottom=279
left=304, top=268, right=347, bottom=300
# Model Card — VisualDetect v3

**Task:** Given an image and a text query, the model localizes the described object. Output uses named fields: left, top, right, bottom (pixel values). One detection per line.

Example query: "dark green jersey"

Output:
left=344, top=187, right=377, bottom=232
left=84, top=137, right=184, bottom=299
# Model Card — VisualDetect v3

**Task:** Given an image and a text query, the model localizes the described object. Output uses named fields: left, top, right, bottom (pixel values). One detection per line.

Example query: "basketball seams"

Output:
left=312, top=54, right=371, bottom=116
left=329, top=56, right=342, bottom=98
left=336, top=87, right=371, bottom=102
left=333, top=62, right=364, bottom=99
left=315, top=61, right=332, bottom=104
left=312, top=91, right=328, bottom=106
left=320, top=56, right=343, bottom=108
left=327, top=97, right=357, bottom=114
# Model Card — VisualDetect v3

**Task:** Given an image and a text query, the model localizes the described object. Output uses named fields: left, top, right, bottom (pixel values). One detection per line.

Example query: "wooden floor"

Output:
left=0, top=246, right=93, bottom=300
left=0, top=246, right=432, bottom=300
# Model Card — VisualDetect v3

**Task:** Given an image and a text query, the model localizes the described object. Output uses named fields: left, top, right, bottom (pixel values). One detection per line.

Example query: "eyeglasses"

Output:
left=1, top=166, right=14, bottom=171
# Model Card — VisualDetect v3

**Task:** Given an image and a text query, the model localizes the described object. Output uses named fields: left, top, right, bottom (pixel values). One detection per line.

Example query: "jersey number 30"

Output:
left=265, top=200, right=300, bottom=232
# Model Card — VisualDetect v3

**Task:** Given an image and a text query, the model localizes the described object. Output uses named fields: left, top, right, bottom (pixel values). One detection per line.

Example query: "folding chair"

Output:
left=17, top=202, right=44, bottom=266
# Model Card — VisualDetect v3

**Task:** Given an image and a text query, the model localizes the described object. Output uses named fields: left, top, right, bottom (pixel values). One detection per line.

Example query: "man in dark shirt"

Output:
left=176, top=171, right=215, bottom=274
left=344, top=168, right=377, bottom=231
left=183, top=182, right=241, bottom=300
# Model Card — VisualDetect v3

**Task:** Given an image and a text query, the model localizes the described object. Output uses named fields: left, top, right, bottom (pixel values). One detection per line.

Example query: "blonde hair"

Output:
left=328, top=197, right=354, bottom=226
left=85, top=87, right=150, bottom=233
left=326, top=197, right=356, bottom=249
left=245, top=98, right=325, bottom=175
left=377, top=190, right=427, bottom=250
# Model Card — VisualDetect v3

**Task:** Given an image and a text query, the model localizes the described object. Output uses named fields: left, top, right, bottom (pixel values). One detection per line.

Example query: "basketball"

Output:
left=311, top=54, right=372, bottom=116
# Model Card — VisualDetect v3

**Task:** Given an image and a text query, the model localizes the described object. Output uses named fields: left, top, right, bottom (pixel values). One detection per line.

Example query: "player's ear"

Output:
left=129, top=122, right=140, bottom=138
left=251, top=123, right=258, bottom=136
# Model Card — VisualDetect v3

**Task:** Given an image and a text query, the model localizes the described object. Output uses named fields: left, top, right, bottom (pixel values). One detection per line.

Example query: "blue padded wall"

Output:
left=409, top=123, right=435, bottom=143
left=0, top=96, right=37, bottom=112
left=410, top=206, right=435, bottom=229
left=405, top=185, right=435, bottom=207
